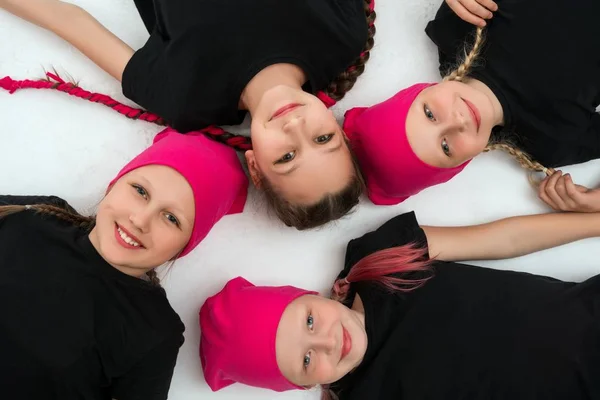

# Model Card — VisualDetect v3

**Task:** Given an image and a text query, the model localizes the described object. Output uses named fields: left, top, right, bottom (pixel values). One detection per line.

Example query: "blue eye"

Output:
left=307, top=314, right=314, bottom=331
left=275, top=151, right=296, bottom=164
left=441, top=138, right=451, bottom=157
left=424, top=104, right=436, bottom=121
left=132, top=184, right=148, bottom=199
left=303, top=353, right=311, bottom=369
left=165, top=213, right=180, bottom=227
left=315, top=134, right=334, bottom=144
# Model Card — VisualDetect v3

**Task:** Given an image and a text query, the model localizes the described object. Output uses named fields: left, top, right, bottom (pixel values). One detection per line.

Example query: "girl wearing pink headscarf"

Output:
left=343, top=0, right=600, bottom=212
left=200, top=209, right=600, bottom=399
left=0, top=128, right=247, bottom=399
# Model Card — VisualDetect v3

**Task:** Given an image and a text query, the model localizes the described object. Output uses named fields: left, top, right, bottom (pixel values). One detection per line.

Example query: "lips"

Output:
left=340, top=326, right=352, bottom=361
left=270, top=103, right=301, bottom=120
left=114, top=223, right=145, bottom=250
left=463, top=98, right=481, bottom=131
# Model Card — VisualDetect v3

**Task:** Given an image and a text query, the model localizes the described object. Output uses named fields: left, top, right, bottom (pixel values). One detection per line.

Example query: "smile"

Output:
left=270, top=103, right=302, bottom=121
left=462, top=98, right=481, bottom=132
left=114, top=223, right=144, bottom=249
left=341, top=326, right=352, bottom=361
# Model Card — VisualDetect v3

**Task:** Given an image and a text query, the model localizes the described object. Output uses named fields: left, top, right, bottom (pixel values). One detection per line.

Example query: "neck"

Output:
left=239, top=63, right=307, bottom=114
left=88, top=227, right=152, bottom=278
left=465, top=78, right=505, bottom=126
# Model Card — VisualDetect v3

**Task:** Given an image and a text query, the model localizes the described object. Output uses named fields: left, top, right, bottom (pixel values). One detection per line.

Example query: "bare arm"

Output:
left=422, top=212, right=600, bottom=262
left=1, top=0, right=134, bottom=81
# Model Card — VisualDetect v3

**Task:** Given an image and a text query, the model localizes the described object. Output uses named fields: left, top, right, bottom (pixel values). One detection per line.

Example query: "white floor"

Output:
left=2, top=0, right=600, bottom=399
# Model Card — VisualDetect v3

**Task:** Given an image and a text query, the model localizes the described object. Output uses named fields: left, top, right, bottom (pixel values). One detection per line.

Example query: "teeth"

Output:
left=117, top=227, right=140, bottom=247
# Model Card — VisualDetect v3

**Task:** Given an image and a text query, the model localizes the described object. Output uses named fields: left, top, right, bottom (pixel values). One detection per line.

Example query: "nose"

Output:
left=282, top=115, right=306, bottom=134
left=447, top=108, right=468, bottom=132
left=129, top=208, right=152, bottom=233
left=311, top=331, right=337, bottom=354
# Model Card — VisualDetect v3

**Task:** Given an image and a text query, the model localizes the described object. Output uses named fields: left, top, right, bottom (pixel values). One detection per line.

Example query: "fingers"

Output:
left=475, top=0, right=498, bottom=12
left=544, top=171, right=568, bottom=211
left=539, top=172, right=590, bottom=212
left=446, top=0, right=497, bottom=27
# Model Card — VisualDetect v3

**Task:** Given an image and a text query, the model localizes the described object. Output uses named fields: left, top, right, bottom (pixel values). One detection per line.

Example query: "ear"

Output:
left=244, top=150, right=263, bottom=188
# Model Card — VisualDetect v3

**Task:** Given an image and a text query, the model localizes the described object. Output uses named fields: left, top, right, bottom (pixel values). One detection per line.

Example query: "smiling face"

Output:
left=89, top=165, right=195, bottom=276
left=405, top=81, right=499, bottom=168
left=275, top=294, right=367, bottom=388
left=247, top=86, right=355, bottom=205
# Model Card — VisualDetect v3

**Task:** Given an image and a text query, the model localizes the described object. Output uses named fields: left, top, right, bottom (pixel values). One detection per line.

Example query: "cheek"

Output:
left=152, top=223, right=188, bottom=255
left=313, top=358, right=343, bottom=384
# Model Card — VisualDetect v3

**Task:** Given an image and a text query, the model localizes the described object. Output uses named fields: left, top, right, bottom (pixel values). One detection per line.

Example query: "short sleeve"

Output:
left=342, top=212, right=428, bottom=274
left=0, top=195, right=76, bottom=212
left=111, top=334, right=184, bottom=400
left=122, top=33, right=177, bottom=125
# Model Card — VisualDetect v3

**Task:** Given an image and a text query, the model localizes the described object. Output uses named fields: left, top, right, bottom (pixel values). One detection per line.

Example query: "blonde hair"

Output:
left=444, top=27, right=555, bottom=182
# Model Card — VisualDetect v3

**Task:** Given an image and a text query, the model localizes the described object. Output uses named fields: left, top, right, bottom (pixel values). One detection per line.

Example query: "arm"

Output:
left=0, top=0, right=133, bottom=81
left=422, top=212, right=600, bottom=262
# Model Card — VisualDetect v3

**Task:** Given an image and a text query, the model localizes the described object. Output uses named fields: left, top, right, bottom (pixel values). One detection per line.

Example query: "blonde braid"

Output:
left=443, top=27, right=486, bottom=83
left=443, top=27, right=555, bottom=184
left=484, top=143, right=555, bottom=185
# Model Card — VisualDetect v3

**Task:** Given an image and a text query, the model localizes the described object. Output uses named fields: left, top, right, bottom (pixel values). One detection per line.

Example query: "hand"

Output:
left=538, top=170, right=600, bottom=212
left=445, top=0, right=498, bottom=27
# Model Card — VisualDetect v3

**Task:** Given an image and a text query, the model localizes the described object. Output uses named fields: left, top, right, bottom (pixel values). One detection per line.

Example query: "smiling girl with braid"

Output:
left=342, top=0, right=600, bottom=212
left=0, top=128, right=247, bottom=399
left=0, top=0, right=375, bottom=229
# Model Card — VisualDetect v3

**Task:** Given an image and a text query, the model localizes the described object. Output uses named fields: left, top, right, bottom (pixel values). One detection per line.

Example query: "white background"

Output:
left=2, top=0, right=600, bottom=399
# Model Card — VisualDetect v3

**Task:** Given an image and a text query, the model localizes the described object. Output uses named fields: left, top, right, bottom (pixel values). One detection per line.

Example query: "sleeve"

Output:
left=121, top=33, right=177, bottom=125
left=121, top=31, right=213, bottom=133
left=111, top=334, right=184, bottom=400
left=0, top=195, right=76, bottom=212
left=341, top=212, right=429, bottom=275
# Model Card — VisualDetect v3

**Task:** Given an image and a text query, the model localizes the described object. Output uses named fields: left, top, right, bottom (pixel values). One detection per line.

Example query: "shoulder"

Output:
left=343, top=212, right=427, bottom=271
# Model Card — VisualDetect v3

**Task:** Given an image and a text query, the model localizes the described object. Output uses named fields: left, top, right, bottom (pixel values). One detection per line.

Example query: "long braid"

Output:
left=0, top=203, right=162, bottom=287
left=444, top=27, right=554, bottom=183
left=0, top=73, right=251, bottom=152
left=145, top=269, right=161, bottom=287
left=323, top=0, right=376, bottom=101
left=0, top=1, right=376, bottom=149
left=443, top=27, right=485, bottom=83
left=0, top=73, right=166, bottom=125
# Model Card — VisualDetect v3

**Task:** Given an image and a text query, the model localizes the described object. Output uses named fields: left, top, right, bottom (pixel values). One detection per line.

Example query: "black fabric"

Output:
left=333, top=212, right=600, bottom=399
left=122, top=0, right=368, bottom=132
left=425, top=0, right=600, bottom=168
left=0, top=195, right=184, bottom=400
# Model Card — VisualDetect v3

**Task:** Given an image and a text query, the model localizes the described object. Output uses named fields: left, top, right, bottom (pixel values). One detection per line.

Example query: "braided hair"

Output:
left=0, top=203, right=161, bottom=286
left=443, top=27, right=555, bottom=181
left=0, top=0, right=376, bottom=228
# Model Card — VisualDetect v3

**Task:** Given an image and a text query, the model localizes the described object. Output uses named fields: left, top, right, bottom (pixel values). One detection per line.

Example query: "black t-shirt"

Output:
left=123, top=0, right=368, bottom=132
left=425, top=0, right=600, bottom=168
left=332, top=212, right=600, bottom=399
left=0, top=196, right=185, bottom=400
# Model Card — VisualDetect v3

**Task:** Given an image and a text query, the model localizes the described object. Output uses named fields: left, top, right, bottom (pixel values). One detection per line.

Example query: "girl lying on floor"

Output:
left=201, top=209, right=600, bottom=399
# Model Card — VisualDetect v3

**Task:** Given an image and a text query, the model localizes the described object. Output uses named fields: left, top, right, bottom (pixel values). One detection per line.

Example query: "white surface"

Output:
left=2, top=0, right=600, bottom=399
